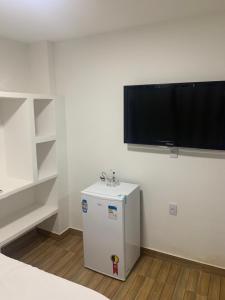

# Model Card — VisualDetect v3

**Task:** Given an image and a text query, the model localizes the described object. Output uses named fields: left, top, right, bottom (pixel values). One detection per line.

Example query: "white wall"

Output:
left=29, top=41, right=56, bottom=94
left=0, top=38, right=54, bottom=94
left=54, top=14, right=225, bottom=268
left=0, top=38, right=56, bottom=93
left=0, top=38, right=30, bottom=92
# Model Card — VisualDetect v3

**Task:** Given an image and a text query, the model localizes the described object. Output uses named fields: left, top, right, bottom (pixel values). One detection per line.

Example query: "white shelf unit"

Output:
left=0, top=91, right=58, bottom=249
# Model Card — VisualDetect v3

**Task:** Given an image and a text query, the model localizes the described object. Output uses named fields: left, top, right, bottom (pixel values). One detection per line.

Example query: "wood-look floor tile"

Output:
left=208, top=274, right=220, bottom=300
left=4, top=231, right=225, bottom=300
left=146, top=258, right=162, bottom=279
left=172, top=267, right=190, bottom=300
left=196, top=295, right=207, bottom=300
left=135, top=276, right=155, bottom=299
left=63, top=256, right=84, bottom=281
left=95, top=276, right=112, bottom=294
left=160, top=263, right=181, bottom=300
left=134, top=255, right=152, bottom=276
left=104, top=278, right=121, bottom=299
left=49, top=250, right=76, bottom=275
left=87, top=272, right=105, bottom=290
left=183, top=290, right=196, bottom=300
left=148, top=260, right=171, bottom=299
left=112, top=272, right=136, bottom=299
left=220, top=276, right=225, bottom=300
left=196, top=271, right=210, bottom=296
left=123, top=274, right=145, bottom=299
left=39, top=247, right=67, bottom=272
left=186, top=269, right=200, bottom=292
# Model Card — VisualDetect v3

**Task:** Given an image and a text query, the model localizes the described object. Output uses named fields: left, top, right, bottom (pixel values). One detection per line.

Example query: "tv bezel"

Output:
left=124, top=80, right=225, bottom=150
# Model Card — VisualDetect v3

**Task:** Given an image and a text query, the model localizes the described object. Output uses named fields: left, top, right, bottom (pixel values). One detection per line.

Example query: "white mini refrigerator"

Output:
left=81, top=181, right=140, bottom=281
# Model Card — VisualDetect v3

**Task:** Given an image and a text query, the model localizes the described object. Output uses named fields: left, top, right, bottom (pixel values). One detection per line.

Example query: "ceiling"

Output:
left=0, top=0, right=224, bottom=42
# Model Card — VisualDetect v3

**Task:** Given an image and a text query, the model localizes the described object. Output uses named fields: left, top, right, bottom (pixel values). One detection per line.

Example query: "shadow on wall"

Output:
left=127, top=144, right=225, bottom=160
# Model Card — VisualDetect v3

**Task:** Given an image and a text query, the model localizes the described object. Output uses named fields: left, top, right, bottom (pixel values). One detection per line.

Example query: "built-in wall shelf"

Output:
left=0, top=177, right=33, bottom=201
left=0, top=90, right=58, bottom=248
left=34, top=135, right=56, bottom=144
left=0, top=174, right=57, bottom=201
left=36, top=173, right=57, bottom=185
left=0, top=205, right=58, bottom=248
left=0, top=91, right=56, bottom=101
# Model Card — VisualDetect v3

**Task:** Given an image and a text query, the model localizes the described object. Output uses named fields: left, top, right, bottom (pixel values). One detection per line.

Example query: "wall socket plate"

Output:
left=169, top=203, right=177, bottom=216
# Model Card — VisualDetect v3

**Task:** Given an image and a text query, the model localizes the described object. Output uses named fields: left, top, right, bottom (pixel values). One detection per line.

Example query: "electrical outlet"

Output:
left=169, top=203, right=177, bottom=216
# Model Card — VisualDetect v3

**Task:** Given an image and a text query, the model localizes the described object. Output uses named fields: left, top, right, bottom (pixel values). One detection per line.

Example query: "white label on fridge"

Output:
left=108, top=205, right=117, bottom=220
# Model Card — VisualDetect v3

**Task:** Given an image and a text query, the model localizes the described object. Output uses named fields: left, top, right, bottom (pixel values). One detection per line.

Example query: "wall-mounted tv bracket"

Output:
left=169, top=147, right=179, bottom=158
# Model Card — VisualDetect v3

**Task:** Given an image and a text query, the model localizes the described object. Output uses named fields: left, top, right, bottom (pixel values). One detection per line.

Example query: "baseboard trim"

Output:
left=67, top=228, right=83, bottom=237
left=37, top=228, right=68, bottom=240
left=69, top=228, right=225, bottom=276
left=37, top=227, right=82, bottom=240
left=142, top=247, right=225, bottom=276
left=37, top=227, right=225, bottom=277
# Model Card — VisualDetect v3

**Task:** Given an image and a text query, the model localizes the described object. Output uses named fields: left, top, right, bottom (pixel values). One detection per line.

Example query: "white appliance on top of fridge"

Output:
left=81, top=181, right=140, bottom=281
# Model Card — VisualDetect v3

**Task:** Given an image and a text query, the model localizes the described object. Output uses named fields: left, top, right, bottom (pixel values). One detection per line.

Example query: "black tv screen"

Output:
left=124, top=81, right=225, bottom=150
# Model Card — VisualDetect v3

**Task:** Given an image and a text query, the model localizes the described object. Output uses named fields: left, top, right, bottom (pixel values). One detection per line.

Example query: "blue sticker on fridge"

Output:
left=82, top=199, right=88, bottom=213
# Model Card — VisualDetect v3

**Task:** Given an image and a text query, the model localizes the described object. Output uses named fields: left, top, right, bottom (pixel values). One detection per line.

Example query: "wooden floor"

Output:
left=3, top=230, right=225, bottom=300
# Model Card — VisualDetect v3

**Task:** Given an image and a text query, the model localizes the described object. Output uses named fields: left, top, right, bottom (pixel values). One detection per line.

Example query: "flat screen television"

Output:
left=124, top=81, right=225, bottom=150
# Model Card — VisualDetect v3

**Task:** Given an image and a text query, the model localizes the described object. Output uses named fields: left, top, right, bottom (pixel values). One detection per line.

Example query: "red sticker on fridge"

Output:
left=111, top=255, right=119, bottom=275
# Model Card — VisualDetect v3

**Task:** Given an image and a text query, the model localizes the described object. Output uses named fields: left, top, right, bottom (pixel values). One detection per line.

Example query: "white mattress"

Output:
left=0, top=254, right=108, bottom=300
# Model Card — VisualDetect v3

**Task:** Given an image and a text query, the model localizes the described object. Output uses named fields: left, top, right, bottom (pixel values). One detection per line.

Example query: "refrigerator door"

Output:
left=82, top=193, right=125, bottom=280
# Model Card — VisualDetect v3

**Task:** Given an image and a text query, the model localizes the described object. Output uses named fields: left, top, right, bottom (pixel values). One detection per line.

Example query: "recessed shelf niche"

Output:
left=34, top=98, right=56, bottom=137
left=0, top=179, right=57, bottom=248
left=36, top=140, right=57, bottom=181
left=0, top=97, right=33, bottom=198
